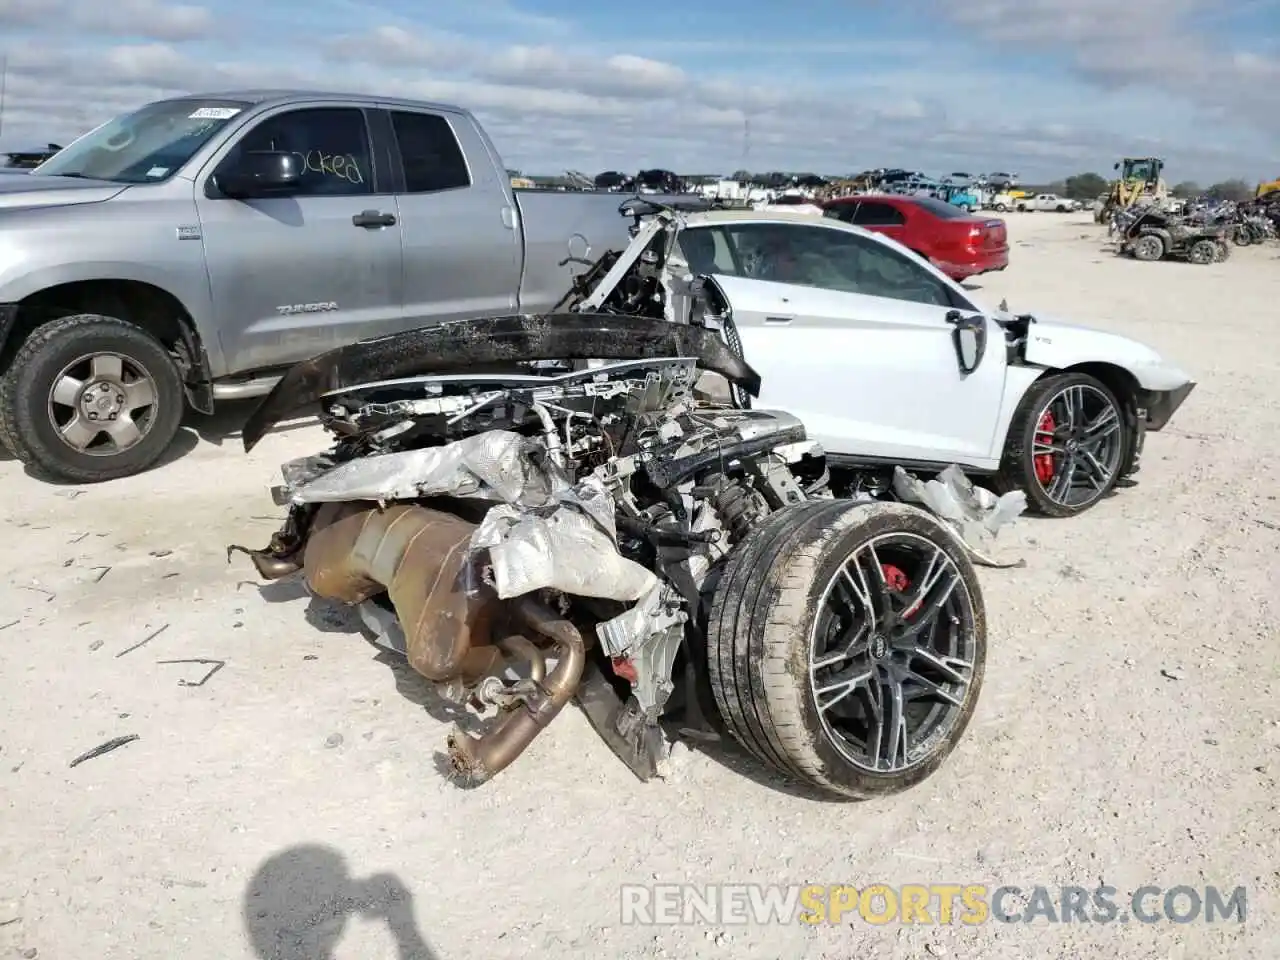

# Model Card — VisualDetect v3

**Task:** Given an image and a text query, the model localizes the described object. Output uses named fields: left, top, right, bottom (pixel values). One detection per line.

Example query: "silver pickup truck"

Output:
left=0, top=90, right=658, bottom=482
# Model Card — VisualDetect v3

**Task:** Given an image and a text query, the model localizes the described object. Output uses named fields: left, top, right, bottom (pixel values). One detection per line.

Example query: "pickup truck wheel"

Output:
left=705, top=499, right=986, bottom=799
left=994, top=203, right=1008, bottom=212
left=0, top=314, right=185, bottom=483
left=996, top=372, right=1128, bottom=517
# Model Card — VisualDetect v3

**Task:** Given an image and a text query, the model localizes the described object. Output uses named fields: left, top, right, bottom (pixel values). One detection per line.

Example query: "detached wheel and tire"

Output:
left=996, top=371, right=1129, bottom=517
left=705, top=499, right=986, bottom=800
left=1130, top=234, right=1164, bottom=261
left=0, top=314, right=185, bottom=483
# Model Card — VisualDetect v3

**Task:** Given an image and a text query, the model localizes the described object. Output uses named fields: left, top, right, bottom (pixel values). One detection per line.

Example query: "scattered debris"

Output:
left=88, top=639, right=104, bottom=651
left=0, top=620, right=18, bottom=631
left=303, top=654, right=318, bottom=661
left=68, top=532, right=90, bottom=544
left=157, top=877, right=207, bottom=889
left=156, top=658, right=225, bottom=687
left=17, top=584, right=55, bottom=602
left=893, top=464, right=1027, bottom=568
left=115, top=623, right=169, bottom=658
left=69, top=734, right=139, bottom=768
left=90, top=566, right=111, bottom=583
left=1254, top=518, right=1279, bottom=532
left=324, top=733, right=344, bottom=748
left=149, top=549, right=172, bottom=558
left=1160, top=668, right=1185, bottom=681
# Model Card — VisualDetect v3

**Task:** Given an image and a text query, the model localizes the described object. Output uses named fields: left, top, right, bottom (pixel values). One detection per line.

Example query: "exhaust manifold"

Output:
left=276, top=501, right=585, bottom=783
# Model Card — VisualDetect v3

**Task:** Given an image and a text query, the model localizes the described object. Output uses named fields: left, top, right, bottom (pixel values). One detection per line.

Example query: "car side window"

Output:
left=224, top=107, right=372, bottom=197
left=390, top=111, right=471, bottom=194
left=720, top=222, right=955, bottom=308
left=673, top=226, right=739, bottom=275
left=851, top=202, right=906, bottom=226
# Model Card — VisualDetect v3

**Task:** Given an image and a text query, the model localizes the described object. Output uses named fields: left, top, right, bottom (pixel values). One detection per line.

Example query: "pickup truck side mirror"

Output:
left=212, top=150, right=301, bottom=199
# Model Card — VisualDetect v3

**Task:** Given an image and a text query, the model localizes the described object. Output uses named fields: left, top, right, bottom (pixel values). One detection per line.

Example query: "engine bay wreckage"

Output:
left=233, top=313, right=1010, bottom=798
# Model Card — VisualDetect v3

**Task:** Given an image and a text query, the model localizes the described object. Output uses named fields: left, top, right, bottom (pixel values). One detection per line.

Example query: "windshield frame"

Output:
left=33, top=98, right=253, bottom=185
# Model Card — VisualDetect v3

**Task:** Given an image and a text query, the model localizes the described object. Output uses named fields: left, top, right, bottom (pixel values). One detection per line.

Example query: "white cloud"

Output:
left=0, top=0, right=1274, bottom=182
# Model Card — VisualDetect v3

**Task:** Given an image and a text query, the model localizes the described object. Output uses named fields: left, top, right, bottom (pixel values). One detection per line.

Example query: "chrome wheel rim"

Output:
left=46, top=352, right=158, bottom=456
left=808, top=532, right=978, bottom=774
left=1031, top=383, right=1125, bottom=509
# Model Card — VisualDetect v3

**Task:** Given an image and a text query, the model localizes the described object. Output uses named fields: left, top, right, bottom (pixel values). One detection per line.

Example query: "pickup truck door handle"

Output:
left=352, top=210, right=397, bottom=228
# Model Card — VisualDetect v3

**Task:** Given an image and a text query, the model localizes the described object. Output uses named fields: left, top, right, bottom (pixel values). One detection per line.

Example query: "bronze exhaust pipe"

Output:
left=446, top=596, right=586, bottom=784
left=301, top=501, right=505, bottom=683
left=496, top=634, right=547, bottom=685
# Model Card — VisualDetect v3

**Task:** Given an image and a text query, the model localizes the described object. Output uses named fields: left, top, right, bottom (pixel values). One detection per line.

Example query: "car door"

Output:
left=688, top=220, right=1008, bottom=466
left=382, top=107, right=522, bottom=327
left=195, top=104, right=403, bottom=374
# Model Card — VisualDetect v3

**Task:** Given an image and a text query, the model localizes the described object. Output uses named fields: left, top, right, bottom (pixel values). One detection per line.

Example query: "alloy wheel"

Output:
left=1031, top=383, right=1125, bottom=510
left=46, top=352, right=159, bottom=456
left=808, top=533, right=978, bottom=774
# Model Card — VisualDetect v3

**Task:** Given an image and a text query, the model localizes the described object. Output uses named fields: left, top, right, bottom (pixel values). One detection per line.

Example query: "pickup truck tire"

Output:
left=994, top=203, right=1008, bottom=212
left=995, top=371, right=1128, bottom=517
left=0, top=314, right=185, bottom=483
left=705, top=499, right=986, bottom=799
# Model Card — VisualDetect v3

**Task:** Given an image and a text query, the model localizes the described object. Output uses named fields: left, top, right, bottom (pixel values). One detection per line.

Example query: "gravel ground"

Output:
left=0, top=212, right=1276, bottom=959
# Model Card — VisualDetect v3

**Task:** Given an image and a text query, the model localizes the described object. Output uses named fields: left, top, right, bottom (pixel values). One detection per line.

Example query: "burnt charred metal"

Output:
left=241, top=312, right=762, bottom=451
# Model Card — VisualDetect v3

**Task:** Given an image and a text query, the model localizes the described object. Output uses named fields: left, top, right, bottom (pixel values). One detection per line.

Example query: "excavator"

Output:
left=1256, top=176, right=1280, bottom=199
left=1096, top=157, right=1167, bottom=223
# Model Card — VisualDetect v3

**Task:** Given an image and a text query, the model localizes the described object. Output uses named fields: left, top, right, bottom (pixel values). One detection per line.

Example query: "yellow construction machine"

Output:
left=1096, top=157, right=1167, bottom=222
left=1256, top=177, right=1280, bottom=199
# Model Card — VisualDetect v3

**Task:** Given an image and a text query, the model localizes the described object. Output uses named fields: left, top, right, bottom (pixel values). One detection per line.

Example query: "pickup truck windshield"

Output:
left=35, top=99, right=251, bottom=183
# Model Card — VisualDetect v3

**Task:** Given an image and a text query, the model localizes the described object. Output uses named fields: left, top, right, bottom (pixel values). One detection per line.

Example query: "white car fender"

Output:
left=1016, top=315, right=1195, bottom=392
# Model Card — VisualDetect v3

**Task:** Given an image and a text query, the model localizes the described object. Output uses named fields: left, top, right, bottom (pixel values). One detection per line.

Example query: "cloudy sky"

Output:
left=0, top=0, right=1276, bottom=182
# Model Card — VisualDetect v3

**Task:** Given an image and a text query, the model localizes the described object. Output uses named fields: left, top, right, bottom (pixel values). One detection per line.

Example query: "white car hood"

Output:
left=1005, top=311, right=1194, bottom=392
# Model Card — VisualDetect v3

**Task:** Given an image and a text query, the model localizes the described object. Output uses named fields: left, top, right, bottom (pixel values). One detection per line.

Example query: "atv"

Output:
left=1117, top=208, right=1230, bottom=264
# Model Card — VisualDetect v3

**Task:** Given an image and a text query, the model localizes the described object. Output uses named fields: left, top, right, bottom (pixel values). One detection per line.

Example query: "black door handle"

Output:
left=352, top=210, right=396, bottom=228
left=944, top=309, right=982, bottom=326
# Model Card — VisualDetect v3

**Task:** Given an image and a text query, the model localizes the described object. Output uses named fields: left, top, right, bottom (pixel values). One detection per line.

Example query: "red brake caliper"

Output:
left=882, top=563, right=919, bottom=619
left=1033, top=410, right=1057, bottom=485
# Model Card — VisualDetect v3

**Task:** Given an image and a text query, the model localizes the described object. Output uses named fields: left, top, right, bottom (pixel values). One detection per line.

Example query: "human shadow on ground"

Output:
left=244, top=843, right=440, bottom=960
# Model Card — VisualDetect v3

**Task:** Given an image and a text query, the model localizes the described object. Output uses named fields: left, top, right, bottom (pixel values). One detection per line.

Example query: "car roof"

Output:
left=157, top=89, right=475, bottom=117
left=676, top=208, right=916, bottom=253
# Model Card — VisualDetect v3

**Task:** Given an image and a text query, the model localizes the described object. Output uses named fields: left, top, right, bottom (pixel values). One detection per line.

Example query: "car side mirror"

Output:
left=945, top=310, right=987, bottom=374
left=212, top=150, right=301, bottom=198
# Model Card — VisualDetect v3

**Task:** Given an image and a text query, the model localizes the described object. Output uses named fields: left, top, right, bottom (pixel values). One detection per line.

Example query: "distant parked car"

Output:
left=1017, top=193, right=1073, bottom=212
left=821, top=194, right=1008, bottom=280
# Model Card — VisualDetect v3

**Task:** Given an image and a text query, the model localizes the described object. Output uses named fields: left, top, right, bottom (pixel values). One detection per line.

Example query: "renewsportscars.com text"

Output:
left=619, top=883, right=1247, bottom=926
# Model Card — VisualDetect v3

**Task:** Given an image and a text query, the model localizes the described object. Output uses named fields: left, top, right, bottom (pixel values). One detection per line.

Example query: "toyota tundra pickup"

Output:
left=0, top=90, right=671, bottom=482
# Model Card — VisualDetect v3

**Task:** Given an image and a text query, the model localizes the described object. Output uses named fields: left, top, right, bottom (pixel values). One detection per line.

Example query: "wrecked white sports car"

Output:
left=563, top=202, right=1196, bottom=517
left=232, top=315, right=992, bottom=798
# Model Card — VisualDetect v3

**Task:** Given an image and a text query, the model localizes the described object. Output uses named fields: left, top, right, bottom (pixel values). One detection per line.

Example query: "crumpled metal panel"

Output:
left=241, top=312, right=762, bottom=451
left=473, top=475, right=657, bottom=602
left=290, top=430, right=657, bottom=603
left=287, top=430, right=562, bottom=507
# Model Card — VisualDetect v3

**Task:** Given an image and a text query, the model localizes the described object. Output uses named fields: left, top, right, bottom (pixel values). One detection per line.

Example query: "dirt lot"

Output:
left=0, top=212, right=1276, bottom=959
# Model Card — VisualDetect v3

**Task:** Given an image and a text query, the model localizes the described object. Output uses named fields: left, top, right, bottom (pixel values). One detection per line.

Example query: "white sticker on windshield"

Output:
left=189, top=107, right=241, bottom=120
left=145, top=166, right=169, bottom=178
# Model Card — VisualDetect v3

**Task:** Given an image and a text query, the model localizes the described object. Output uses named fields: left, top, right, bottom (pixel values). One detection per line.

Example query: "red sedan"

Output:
left=821, top=194, right=1009, bottom=281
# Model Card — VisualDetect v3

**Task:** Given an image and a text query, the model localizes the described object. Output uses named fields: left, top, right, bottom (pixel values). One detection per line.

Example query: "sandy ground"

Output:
left=0, top=212, right=1277, bottom=960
